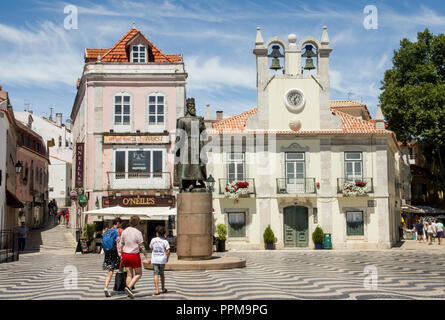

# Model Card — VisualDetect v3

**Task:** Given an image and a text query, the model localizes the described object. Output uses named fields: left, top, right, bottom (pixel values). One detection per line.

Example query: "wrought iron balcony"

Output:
left=107, top=171, right=171, bottom=190
left=218, top=178, right=256, bottom=196
left=276, top=178, right=316, bottom=194
left=337, top=178, right=374, bottom=194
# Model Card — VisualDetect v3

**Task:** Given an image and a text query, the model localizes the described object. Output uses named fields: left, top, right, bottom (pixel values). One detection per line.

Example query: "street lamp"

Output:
left=206, top=174, right=215, bottom=192
left=15, top=161, right=23, bottom=174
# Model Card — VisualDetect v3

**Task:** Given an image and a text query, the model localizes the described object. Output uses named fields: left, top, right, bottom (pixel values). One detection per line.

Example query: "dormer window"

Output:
left=132, top=45, right=146, bottom=63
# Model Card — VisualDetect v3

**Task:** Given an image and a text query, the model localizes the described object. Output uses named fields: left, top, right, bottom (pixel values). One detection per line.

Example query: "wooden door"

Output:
left=283, top=206, right=308, bottom=247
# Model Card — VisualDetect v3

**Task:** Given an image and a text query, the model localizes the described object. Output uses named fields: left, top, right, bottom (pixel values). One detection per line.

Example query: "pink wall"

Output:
left=16, top=149, right=48, bottom=202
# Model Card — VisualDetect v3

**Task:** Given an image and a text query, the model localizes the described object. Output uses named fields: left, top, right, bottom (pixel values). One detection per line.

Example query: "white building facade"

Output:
left=207, top=27, right=404, bottom=250
left=15, top=111, right=73, bottom=209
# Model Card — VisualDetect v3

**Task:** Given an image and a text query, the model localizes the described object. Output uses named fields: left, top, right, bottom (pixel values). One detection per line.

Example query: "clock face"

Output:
left=284, top=88, right=305, bottom=114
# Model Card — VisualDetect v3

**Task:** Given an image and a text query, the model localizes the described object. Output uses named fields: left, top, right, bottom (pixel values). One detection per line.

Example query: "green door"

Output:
left=284, top=206, right=309, bottom=247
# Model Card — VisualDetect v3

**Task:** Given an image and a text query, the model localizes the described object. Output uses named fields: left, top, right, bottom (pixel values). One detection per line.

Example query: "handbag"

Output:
left=113, top=262, right=127, bottom=292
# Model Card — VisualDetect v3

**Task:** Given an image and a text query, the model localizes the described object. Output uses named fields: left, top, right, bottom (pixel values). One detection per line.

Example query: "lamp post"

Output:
left=15, top=161, right=23, bottom=174
left=206, top=175, right=215, bottom=193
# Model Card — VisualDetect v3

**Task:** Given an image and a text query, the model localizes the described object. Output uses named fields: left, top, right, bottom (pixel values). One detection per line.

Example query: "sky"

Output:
left=0, top=0, right=444, bottom=121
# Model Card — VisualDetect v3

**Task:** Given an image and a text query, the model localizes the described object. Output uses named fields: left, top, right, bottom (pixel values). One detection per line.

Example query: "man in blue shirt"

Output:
left=415, top=220, right=424, bottom=242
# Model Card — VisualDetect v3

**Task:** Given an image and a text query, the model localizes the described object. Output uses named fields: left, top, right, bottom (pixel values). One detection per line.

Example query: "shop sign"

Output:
left=75, top=143, right=84, bottom=188
left=102, top=195, right=175, bottom=208
left=78, top=194, right=88, bottom=208
left=103, top=135, right=169, bottom=145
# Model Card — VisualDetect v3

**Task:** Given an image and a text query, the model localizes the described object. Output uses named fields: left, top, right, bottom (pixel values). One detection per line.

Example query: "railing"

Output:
left=0, top=230, right=19, bottom=264
left=107, top=171, right=171, bottom=190
left=337, top=178, right=374, bottom=194
left=276, top=178, right=316, bottom=194
left=218, top=178, right=256, bottom=196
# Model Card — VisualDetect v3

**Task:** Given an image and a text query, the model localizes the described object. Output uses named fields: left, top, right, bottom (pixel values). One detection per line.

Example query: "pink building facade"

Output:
left=70, top=27, right=187, bottom=242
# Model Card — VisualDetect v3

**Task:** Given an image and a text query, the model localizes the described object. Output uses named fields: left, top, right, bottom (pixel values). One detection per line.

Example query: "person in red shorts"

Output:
left=119, top=215, right=149, bottom=298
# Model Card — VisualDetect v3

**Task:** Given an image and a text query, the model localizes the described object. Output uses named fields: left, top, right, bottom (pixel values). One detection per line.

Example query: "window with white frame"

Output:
left=346, top=211, right=364, bottom=236
left=115, top=149, right=163, bottom=179
left=132, top=45, right=146, bottom=63
left=227, top=152, right=245, bottom=182
left=228, top=212, right=246, bottom=237
left=148, top=95, right=165, bottom=125
left=345, top=152, right=363, bottom=181
left=114, top=94, right=131, bottom=126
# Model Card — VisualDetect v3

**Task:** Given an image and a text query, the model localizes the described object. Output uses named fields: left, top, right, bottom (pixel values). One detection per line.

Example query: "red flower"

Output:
left=356, top=181, right=367, bottom=187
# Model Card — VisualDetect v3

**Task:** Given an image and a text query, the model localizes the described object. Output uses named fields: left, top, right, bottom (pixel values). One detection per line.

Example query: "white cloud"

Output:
left=185, top=56, right=256, bottom=91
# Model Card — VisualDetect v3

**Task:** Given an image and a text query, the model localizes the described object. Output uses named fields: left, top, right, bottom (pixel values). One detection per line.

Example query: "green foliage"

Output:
left=80, top=223, right=96, bottom=242
left=312, top=225, right=324, bottom=244
left=263, top=225, right=276, bottom=244
left=217, top=224, right=227, bottom=241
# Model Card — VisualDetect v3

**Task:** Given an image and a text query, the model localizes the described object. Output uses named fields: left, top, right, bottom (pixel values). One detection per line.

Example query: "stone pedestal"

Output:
left=176, top=192, right=213, bottom=260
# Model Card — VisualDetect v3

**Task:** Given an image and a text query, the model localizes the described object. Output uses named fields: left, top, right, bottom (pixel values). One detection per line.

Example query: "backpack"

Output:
left=102, top=228, right=118, bottom=251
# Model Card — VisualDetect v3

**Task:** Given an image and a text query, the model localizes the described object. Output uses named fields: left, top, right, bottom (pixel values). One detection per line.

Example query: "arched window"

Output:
left=114, top=94, right=131, bottom=126
left=148, top=94, right=165, bottom=125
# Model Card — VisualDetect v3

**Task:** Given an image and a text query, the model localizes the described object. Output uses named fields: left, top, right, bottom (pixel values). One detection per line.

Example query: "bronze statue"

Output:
left=174, top=98, right=207, bottom=191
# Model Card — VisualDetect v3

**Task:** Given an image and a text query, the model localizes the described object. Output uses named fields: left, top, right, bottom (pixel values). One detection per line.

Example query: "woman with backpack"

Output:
left=103, top=218, right=122, bottom=297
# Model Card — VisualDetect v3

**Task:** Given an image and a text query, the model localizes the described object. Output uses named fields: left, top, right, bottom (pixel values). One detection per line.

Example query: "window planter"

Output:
left=224, top=181, right=249, bottom=200
left=342, top=181, right=368, bottom=197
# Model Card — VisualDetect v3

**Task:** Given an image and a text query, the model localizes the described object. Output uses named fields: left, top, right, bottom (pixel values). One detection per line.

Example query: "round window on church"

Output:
left=284, top=88, right=306, bottom=114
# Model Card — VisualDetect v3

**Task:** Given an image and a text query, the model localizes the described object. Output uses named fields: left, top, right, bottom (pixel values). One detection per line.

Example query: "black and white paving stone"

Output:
left=0, top=225, right=444, bottom=300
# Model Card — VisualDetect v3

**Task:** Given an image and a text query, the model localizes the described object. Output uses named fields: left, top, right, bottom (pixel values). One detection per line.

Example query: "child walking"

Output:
left=149, top=226, right=170, bottom=295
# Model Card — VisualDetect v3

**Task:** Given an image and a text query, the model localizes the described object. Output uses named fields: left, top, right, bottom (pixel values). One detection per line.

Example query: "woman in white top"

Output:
left=427, top=222, right=435, bottom=245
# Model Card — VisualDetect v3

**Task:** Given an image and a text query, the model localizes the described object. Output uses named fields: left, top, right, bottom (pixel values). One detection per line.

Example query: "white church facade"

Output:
left=207, top=27, right=406, bottom=250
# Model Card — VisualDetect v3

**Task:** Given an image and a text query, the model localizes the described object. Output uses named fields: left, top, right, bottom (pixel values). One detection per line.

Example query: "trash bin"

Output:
left=323, top=233, right=332, bottom=249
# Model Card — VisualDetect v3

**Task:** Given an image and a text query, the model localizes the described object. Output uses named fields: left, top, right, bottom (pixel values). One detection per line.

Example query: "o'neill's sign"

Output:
left=103, top=195, right=175, bottom=208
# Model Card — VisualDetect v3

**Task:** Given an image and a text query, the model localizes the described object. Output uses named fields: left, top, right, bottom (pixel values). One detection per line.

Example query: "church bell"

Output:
left=302, top=44, right=316, bottom=70
left=268, top=45, right=284, bottom=71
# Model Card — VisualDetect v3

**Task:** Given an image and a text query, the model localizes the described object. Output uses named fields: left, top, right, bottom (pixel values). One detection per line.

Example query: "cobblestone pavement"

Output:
left=1, top=224, right=445, bottom=300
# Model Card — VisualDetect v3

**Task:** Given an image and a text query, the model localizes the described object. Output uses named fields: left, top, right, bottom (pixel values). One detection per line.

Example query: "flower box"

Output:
left=343, top=181, right=367, bottom=197
left=224, top=181, right=249, bottom=199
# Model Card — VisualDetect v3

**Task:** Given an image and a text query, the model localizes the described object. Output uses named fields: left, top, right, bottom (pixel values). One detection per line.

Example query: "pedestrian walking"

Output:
left=423, top=221, right=428, bottom=243
left=149, top=226, right=170, bottom=295
left=436, top=220, right=444, bottom=245
left=427, top=221, right=435, bottom=245
left=17, top=222, right=28, bottom=252
left=431, top=219, right=437, bottom=243
left=102, top=218, right=122, bottom=297
left=62, top=210, right=66, bottom=225
left=415, top=220, right=424, bottom=242
left=57, top=210, right=62, bottom=224
left=119, top=216, right=149, bottom=298
left=65, top=212, right=70, bottom=227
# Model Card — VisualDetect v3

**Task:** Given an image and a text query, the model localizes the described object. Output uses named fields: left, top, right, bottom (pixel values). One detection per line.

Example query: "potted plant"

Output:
left=224, top=181, right=250, bottom=200
left=312, top=225, right=324, bottom=249
left=216, top=224, right=227, bottom=252
left=263, top=225, right=276, bottom=250
left=80, top=223, right=96, bottom=252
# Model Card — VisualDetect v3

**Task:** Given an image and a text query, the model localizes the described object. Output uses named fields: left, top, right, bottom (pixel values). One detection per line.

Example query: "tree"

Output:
left=379, top=29, right=445, bottom=186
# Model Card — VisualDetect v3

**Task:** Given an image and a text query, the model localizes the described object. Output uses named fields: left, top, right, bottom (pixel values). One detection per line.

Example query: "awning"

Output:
left=401, top=204, right=424, bottom=214
left=6, top=190, right=24, bottom=208
left=85, top=206, right=176, bottom=221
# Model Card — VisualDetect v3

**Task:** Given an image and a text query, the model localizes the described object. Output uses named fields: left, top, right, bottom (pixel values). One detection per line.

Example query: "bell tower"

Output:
left=247, top=26, right=341, bottom=132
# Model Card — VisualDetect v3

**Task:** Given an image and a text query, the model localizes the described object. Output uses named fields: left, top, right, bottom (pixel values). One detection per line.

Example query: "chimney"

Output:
left=0, top=86, right=8, bottom=101
left=56, top=113, right=62, bottom=126
left=49, top=107, right=53, bottom=121
left=216, top=110, right=224, bottom=121
left=66, top=119, right=72, bottom=131
left=204, top=104, right=212, bottom=120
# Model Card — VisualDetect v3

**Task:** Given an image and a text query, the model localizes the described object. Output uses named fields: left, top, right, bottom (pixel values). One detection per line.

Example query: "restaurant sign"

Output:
left=75, top=143, right=84, bottom=188
left=102, top=195, right=175, bottom=208
left=103, top=135, right=170, bottom=145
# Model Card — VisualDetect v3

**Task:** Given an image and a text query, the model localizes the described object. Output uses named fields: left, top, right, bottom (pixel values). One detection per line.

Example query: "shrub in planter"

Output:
left=263, top=225, right=276, bottom=250
left=216, top=224, right=227, bottom=252
left=312, top=225, right=324, bottom=249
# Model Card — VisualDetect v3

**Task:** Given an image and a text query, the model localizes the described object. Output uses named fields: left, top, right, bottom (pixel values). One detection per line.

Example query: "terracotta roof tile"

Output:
left=329, top=100, right=372, bottom=120
left=211, top=104, right=393, bottom=136
left=86, top=28, right=182, bottom=63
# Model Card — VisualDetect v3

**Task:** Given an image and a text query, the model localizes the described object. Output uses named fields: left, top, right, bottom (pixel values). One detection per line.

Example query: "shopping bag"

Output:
left=114, top=271, right=127, bottom=291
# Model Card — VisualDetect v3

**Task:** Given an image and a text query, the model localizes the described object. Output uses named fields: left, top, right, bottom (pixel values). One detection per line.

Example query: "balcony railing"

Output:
left=218, top=178, right=256, bottom=196
left=337, top=178, right=374, bottom=194
left=107, top=171, right=171, bottom=190
left=276, top=178, right=316, bottom=194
